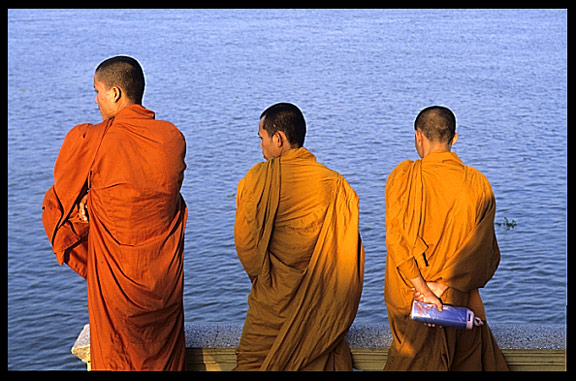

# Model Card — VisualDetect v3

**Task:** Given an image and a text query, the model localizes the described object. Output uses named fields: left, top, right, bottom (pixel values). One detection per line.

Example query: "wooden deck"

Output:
left=184, top=347, right=566, bottom=371
left=72, top=322, right=566, bottom=371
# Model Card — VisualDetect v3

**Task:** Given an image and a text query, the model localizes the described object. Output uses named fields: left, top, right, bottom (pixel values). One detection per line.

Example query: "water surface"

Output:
left=8, top=9, right=566, bottom=370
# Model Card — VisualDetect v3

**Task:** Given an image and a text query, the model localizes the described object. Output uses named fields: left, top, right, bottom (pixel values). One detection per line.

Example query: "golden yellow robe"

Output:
left=234, top=148, right=365, bottom=371
left=43, top=105, right=187, bottom=370
left=384, top=150, right=508, bottom=371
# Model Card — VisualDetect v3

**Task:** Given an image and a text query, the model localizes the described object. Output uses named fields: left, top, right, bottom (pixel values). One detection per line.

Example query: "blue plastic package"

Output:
left=410, top=300, right=483, bottom=330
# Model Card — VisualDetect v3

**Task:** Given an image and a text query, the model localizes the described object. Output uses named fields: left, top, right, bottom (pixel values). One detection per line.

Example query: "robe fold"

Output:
left=384, top=150, right=508, bottom=371
left=42, top=104, right=187, bottom=370
left=234, top=148, right=365, bottom=371
left=42, top=119, right=112, bottom=279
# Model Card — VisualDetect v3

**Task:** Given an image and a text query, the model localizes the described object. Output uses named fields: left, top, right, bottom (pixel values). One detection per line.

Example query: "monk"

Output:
left=384, top=106, right=508, bottom=371
left=234, top=103, right=365, bottom=371
left=42, top=56, right=187, bottom=370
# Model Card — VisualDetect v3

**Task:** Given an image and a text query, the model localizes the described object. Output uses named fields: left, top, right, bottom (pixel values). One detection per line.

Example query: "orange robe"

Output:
left=384, top=150, right=508, bottom=371
left=234, top=148, right=365, bottom=371
left=42, top=105, right=187, bottom=370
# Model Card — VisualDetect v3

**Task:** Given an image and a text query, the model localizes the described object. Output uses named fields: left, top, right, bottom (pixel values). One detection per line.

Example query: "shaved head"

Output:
left=95, top=56, right=145, bottom=105
left=414, top=106, right=456, bottom=143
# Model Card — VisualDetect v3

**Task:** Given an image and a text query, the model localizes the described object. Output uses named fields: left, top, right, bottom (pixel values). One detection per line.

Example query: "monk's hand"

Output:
left=413, top=290, right=443, bottom=312
left=410, top=275, right=443, bottom=312
left=78, top=194, right=89, bottom=222
left=426, top=281, right=448, bottom=299
left=413, top=290, right=444, bottom=328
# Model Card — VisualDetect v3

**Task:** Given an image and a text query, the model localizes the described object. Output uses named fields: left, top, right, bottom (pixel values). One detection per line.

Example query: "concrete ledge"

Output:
left=71, top=324, right=91, bottom=370
left=72, top=322, right=566, bottom=371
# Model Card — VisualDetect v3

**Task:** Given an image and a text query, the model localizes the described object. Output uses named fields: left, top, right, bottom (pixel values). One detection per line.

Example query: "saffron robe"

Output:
left=384, top=150, right=508, bottom=371
left=234, top=148, right=365, bottom=371
left=42, top=105, right=187, bottom=370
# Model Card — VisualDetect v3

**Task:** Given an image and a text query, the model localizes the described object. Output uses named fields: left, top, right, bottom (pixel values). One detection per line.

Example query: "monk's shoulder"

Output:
left=62, top=121, right=110, bottom=148
left=246, top=161, right=268, bottom=174
left=388, top=160, right=415, bottom=182
left=65, top=122, right=94, bottom=140
left=384, top=160, right=418, bottom=202
left=314, top=160, right=343, bottom=180
left=243, top=161, right=268, bottom=185
left=393, top=159, right=415, bottom=171
left=153, top=119, right=186, bottom=143
left=157, top=119, right=182, bottom=133
left=464, top=163, right=491, bottom=184
left=334, top=173, right=359, bottom=204
left=237, top=161, right=271, bottom=203
left=311, top=163, right=359, bottom=204
left=463, top=163, right=494, bottom=196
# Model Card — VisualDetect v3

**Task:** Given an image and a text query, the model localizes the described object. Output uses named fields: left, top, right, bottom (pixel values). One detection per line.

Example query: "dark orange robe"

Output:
left=234, top=148, right=365, bottom=371
left=43, top=105, right=187, bottom=370
left=384, top=150, right=508, bottom=371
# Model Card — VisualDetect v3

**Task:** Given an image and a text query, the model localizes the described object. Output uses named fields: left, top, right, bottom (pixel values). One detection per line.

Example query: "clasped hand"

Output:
left=412, top=281, right=448, bottom=328
left=78, top=194, right=89, bottom=222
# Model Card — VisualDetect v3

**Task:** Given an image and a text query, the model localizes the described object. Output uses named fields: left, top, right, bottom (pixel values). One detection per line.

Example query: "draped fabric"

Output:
left=384, top=150, right=508, bottom=371
left=234, top=148, right=365, bottom=371
left=42, top=105, right=187, bottom=370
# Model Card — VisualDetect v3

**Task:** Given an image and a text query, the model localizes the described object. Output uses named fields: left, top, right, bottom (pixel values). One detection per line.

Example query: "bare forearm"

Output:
left=409, top=275, right=445, bottom=311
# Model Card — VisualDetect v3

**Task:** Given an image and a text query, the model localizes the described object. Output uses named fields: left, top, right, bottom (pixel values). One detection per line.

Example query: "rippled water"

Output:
left=8, top=9, right=566, bottom=370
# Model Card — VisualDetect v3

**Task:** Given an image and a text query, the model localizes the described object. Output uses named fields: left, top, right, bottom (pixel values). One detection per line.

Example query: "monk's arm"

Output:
left=395, top=255, right=448, bottom=310
left=409, top=275, right=445, bottom=311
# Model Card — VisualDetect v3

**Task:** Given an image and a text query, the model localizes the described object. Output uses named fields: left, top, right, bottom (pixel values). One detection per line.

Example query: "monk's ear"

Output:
left=274, top=131, right=287, bottom=147
left=414, top=129, right=425, bottom=158
left=451, top=132, right=459, bottom=146
left=414, top=129, right=424, bottom=144
left=111, top=86, right=122, bottom=103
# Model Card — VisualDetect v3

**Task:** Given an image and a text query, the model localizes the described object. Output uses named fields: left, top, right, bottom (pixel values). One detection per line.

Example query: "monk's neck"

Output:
left=276, top=146, right=298, bottom=159
left=109, top=101, right=138, bottom=120
left=420, top=145, right=451, bottom=159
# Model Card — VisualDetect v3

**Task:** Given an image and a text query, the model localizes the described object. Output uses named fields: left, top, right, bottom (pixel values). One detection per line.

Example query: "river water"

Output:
left=8, top=9, right=566, bottom=370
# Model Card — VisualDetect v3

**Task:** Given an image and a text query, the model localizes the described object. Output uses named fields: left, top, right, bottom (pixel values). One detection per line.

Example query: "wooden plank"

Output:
left=185, top=348, right=237, bottom=371
left=184, top=347, right=566, bottom=371
left=501, top=349, right=566, bottom=371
